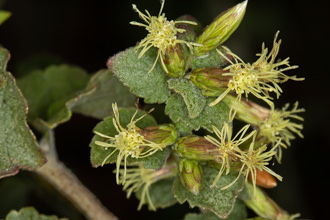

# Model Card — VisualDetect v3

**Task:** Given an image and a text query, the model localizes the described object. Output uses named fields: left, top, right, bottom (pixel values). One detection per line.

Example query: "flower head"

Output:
left=210, top=32, right=303, bottom=114
left=205, top=123, right=257, bottom=187
left=233, top=141, right=282, bottom=196
left=119, top=162, right=177, bottom=211
left=130, top=0, right=200, bottom=73
left=258, top=102, right=304, bottom=161
left=94, top=103, right=164, bottom=184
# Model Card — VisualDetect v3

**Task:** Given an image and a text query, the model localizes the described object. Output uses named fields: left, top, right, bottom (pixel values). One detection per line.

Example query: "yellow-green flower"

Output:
left=94, top=103, right=164, bottom=184
left=205, top=123, right=256, bottom=187
left=232, top=140, right=282, bottom=195
left=258, top=102, right=304, bottom=162
left=119, top=162, right=177, bottom=211
left=210, top=32, right=303, bottom=113
left=130, top=0, right=200, bottom=73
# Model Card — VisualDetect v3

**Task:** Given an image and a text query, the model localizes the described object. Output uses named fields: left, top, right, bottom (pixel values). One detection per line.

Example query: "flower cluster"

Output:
left=94, top=103, right=165, bottom=184
left=130, top=0, right=200, bottom=73
left=94, top=0, right=305, bottom=217
left=210, top=31, right=303, bottom=110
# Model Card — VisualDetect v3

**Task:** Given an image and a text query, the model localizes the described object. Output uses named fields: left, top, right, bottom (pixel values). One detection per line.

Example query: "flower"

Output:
left=130, top=0, right=200, bottom=73
left=94, top=103, right=164, bottom=184
left=209, top=32, right=303, bottom=113
left=258, top=102, right=304, bottom=162
left=119, top=162, right=177, bottom=211
left=204, top=123, right=257, bottom=187
left=230, top=140, right=282, bottom=195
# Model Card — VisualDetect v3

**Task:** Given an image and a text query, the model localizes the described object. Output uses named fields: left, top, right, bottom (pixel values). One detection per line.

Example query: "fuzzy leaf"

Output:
left=90, top=107, right=169, bottom=170
left=165, top=94, right=229, bottom=134
left=173, top=166, right=244, bottom=218
left=5, top=207, right=68, bottom=220
left=184, top=200, right=247, bottom=220
left=108, top=47, right=171, bottom=104
left=136, top=178, right=177, bottom=211
left=168, top=78, right=206, bottom=119
left=0, top=48, right=45, bottom=178
left=190, top=47, right=230, bottom=69
left=71, top=69, right=136, bottom=119
left=17, top=65, right=90, bottom=130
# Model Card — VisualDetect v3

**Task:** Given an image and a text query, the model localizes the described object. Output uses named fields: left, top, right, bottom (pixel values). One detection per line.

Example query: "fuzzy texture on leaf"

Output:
left=173, top=165, right=244, bottom=218
left=5, top=207, right=68, bottom=220
left=107, top=47, right=171, bottom=104
left=165, top=94, right=229, bottom=134
left=0, top=48, right=45, bottom=178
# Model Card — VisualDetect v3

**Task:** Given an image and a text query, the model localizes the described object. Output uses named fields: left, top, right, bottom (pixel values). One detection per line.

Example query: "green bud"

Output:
left=193, top=1, right=247, bottom=56
left=141, top=124, right=178, bottom=147
left=162, top=44, right=186, bottom=78
left=189, top=67, right=231, bottom=96
left=175, top=135, right=218, bottom=161
left=178, top=159, right=202, bottom=195
left=241, top=183, right=300, bottom=220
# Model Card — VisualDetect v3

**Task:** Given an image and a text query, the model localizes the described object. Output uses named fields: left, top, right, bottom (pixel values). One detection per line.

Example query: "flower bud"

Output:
left=175, top=135, right=218, bottom=161
left=162, top=44, right=186, bottom=78
left=248, top=169, right=277, bottom=189
left=141, top=124, right=178, bottom=147
left=193, top=1, right=247, bottom=56
left=242, top=183, right=300, bottom=220
left=179, top=158, right=202, bottom=195
left=189, top=67, right=231, bottom=96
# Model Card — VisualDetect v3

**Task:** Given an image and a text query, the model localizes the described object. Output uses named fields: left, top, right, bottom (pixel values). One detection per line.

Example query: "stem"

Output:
left=36, top=130, right=118, bottom=220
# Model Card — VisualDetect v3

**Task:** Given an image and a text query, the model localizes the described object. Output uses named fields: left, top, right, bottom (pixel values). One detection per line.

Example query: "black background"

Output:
left=0, top=0, right=329, bottom=219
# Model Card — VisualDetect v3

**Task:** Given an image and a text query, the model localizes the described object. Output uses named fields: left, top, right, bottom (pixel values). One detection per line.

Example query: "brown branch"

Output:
left=36, top=156, right=118, bottom=220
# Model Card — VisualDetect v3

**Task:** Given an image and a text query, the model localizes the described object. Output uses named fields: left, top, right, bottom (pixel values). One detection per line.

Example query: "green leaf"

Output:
left=168, top=78, right=206, bottom=119
left=190, top=47, right=229, bottom=69
left=108, top=47, right=171, bottom=104
left=184, top=200, right=247, bottom=220
left=5, top=207, right=68, bottom=220
left=71, top=69, right=136, bottom=119
left=0, top=10, right=10, bottom=25
left=136, top=178, right=177, bottom=211
left=17, top=64, right=90, bottom=130
left=165, top=94, right=229, bottom=134
left=90, top=107, right=170, bottom=170
left=173, top=165, right=244, bottom=218
left=0, top=48, right=45, bottom=178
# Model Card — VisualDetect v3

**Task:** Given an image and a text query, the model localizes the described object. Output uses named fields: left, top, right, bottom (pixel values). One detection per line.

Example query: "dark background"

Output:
left=0, top=0, right=329, bottom=219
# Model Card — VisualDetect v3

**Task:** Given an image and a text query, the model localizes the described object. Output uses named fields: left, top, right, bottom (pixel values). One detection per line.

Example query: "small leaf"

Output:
left=173, top=165, right=244, bottom=218
left=168, top=78, right=206, bottom=119
left=136, top=178, right=177, bottom=211
left=190, top=47, right=230, bottom=69
left=5, top=207, right=68, bottom=220
left=108, top=47, right=171, bottom=104
left=0, top=48, right=45, bottom=178
left=90, top=107, right=169, bottom=170
left=183, top=200, right=247, bottom=220
left=17, top=64, right=90, bottom=130
left=71, top=69, right=136, bottom=119
left=165, top=94, right=229, bottom=134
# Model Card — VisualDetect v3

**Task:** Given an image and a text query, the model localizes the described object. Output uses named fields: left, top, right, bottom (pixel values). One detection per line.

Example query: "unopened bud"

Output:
left=248, top=169, right=277, bottom=189
left=189, top=67, right=231, bottom=96
left=141, top=124, right=178, bottom=147
left=193, top=1, right=247, bottom=56
left=179, top=159, right=202, bottom=195
left=175, top=135, right=218, bottom=161
left=162, top=44, right=186, bottom=77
